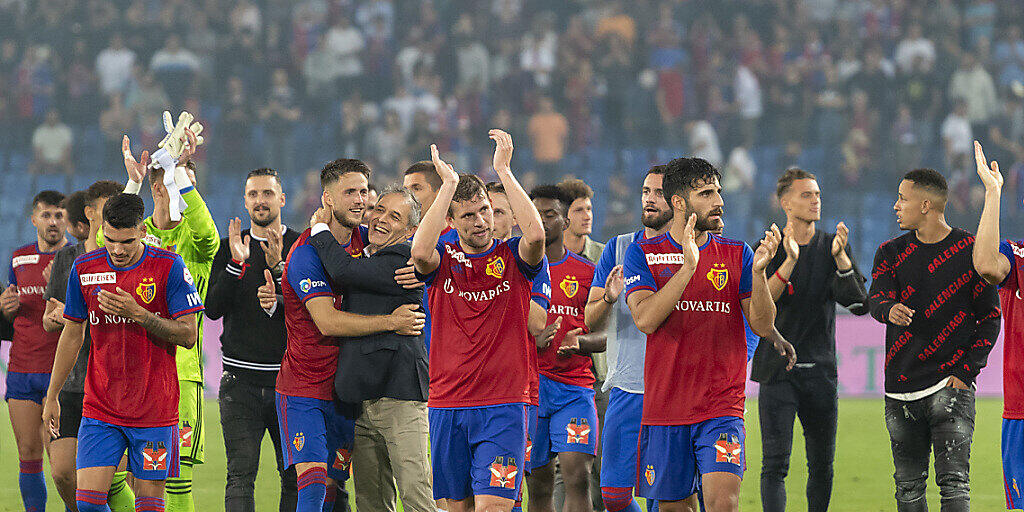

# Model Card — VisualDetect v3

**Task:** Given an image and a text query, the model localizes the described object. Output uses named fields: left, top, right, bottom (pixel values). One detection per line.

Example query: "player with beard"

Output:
left=751, top=169, right=868, bottom=512
left=971, top=141, right=1024, bottom=510
left=526, top=185, right=605, bottom=512
left=411, top=130, right=545, bottom=512
left=274, top=159, right=421, bottom=512
left=585, top=165, right=672, bottom=512
left=3, top=189, right=67, bottom=512
left=623, top=158, right=794, bottom=512
left=206, top=168, right=301, bottom=512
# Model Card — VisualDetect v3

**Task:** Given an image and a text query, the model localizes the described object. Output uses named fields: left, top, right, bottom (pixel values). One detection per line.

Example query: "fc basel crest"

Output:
left=714, top=433, right=742, bottom=465
left=142, top=441, right=168, bottom=471
left=293, top=432, right=305, bottom=452
left=644, top=465, right=655, bottom=486
left=485, top=256, right=505, bottom=279
left=488, top=456, right=518, bottom=489
left=136, top=277, right=157, bottom=304
left=560, top=275, right=579, bottom=298
left=706, top=264, right=728, bottom=291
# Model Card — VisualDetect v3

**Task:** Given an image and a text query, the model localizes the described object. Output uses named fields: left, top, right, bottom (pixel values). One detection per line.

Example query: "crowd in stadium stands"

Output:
left=1, top=0, right=1024, bottom=250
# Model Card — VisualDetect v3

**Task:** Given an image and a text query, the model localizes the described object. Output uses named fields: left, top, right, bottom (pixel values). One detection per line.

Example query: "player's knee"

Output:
left=562, top=465, right=591, bottom=495
left=51, top=465, right=76, bottom=491
left=703, top=491, right=739, bottom=512
left=527, top=475, right=554, bottom=501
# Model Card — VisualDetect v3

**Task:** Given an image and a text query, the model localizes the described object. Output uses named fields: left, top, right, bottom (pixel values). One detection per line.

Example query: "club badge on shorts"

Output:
left=293, top=432, right=305, bottom=452
left=488, top=456, right=518, bottom=489
left=714, top=433, right=742, bottom=465
left=142, top=441, right=168, bottom=471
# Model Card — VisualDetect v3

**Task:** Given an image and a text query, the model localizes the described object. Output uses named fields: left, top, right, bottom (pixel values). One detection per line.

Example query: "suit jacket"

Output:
left=309, top=231, right=428, bottom=403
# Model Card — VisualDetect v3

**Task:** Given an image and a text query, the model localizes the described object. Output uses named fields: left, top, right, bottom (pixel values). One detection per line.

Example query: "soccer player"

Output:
left=585, top=165, right=672, bottom=512
left=622, top=157, right=794, bottom=512
left=411, top=130, right=545, bottom=512
left=526, top=185, right=605, bottom=512
left=42, top=182, right=133, bottom=511
left=751, top=168, right=869, bottom=512
left=118, top=133, right=219, bottom=512
left=559, top=179, right=604, bottom=262
left=274, top=158, right=422, bottom=512
left=4, top=189, right=67, bottom=512
left=868, top=167, right=1000, bottom=512
left=972, top=141, right=1024, bottom=510
left=42, top=192, right=204, bottom=512
left=487, top=182, right=516, bottom=241
left=206, top=168, right=301, bottom=512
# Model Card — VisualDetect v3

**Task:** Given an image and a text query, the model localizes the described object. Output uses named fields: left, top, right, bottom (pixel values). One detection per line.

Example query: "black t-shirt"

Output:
left=868, top=228, right=1001, bottom=393
left=43, top=243, right=88, bottom=394
left=751, top=230, right=868, bottom=383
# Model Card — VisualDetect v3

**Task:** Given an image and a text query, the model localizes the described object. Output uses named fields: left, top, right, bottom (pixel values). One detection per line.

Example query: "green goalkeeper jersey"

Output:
left=98, top=188, right=219, bottom=383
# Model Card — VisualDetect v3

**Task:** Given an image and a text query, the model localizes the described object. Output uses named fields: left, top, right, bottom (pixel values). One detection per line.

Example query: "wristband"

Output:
left=124, top=180, right=142, bottom=194
left=773, top=270, right=794, bottom=295
left=602, top=293, right=615, bottom=304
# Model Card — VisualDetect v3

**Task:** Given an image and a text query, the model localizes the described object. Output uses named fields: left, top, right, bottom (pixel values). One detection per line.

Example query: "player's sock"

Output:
left=296, top=467, right=327, bottom=512
left=19, top=459, right=47, bottom=512
left=76, top=489, right=110, bottom=511
left=602, top=487, right=642, bottom=512
left=136, top=496, right=166, bottom=512
left=322, top=484, right=336, bottom=512
left=107, top=470, right=136, bottom=512
left=165, top=462, right=195, bottom=512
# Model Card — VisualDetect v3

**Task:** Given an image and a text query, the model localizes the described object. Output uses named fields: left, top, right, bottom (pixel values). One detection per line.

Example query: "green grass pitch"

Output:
left=0, top=398, right=1008, bottom=511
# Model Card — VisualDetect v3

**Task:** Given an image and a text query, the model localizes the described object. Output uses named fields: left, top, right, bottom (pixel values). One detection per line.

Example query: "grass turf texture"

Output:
left=0, top=398, right=1007, bottom=511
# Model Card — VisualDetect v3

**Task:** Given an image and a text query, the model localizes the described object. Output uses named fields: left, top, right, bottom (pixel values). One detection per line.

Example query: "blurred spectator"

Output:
left=527, top=96, right=569, bottom=176
left=520, top=12, right=558, bottom=87
left=221, top=76, right=254, bottom=170
left=325, top=15, right=365, bottom=95
left=99, top=93, right=133, bottom=169
left=126, top=71, right=169, bottom=147
left=686, top=119, right=722, bottom=168
left=95, top=34, right=136, bottom=97
left=30, top=109, right=72, bottom=175
left=894, top=22, right=935, bottom=73
left=948, top=52, right=1000, bottom=134
left=941, top=98, right=974, bottom=174
left=149, top=34, right=201, bottom=107
left=259, top=68, right=301, bottom=172
left=734, top=63, right=762, bottom=146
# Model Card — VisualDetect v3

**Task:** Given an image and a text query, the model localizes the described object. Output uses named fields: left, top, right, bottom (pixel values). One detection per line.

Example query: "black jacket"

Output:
left=751, top=230, right=869, bottom=383
left=206, top=227, right=301, bottom=386
left=309, top=231, right=428, bottom=404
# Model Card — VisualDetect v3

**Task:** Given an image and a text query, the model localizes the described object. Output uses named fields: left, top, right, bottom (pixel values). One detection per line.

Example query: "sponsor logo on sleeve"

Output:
left=299, top=278, right=327, bottom=294
left=11, top=254, right=40, bottom=268
left=624, top=275, right=641, bottom=287
left=80, top=272, right=117, bottom=286
left=182, top=267, right=194, bottom=286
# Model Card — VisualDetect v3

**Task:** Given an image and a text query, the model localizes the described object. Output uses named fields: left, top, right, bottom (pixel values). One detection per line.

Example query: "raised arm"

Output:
left=973, top=140, right=1011, bottom=285
left=410, top=145, right=458, bottom=275
left=203, top=237, right=236, bottom=320
left=744, top=225, right=781, bottom=337
left=490, top=129, right=544, bottom=266
left=584, top=240, right=621, bottom=332
left=625, top=215, right=699, bottom=335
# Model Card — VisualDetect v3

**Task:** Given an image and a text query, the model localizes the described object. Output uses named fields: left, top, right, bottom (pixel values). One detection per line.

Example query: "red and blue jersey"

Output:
left=538, top=251, right=595, bottom=387
left=421, top=237, right=543, bottom=408
left=63, top=246, right=203, bottom=427
left=998, top=240, right=1024, bottom=419
left=7, top=242, right=61, bottom=373
left=623, top=232, right=753, bottom=425
left=276, top=228, right=367, bottom=401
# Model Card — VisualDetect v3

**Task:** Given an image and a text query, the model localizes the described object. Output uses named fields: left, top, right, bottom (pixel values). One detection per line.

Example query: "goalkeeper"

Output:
left=105, top=112, right=219, bottom=512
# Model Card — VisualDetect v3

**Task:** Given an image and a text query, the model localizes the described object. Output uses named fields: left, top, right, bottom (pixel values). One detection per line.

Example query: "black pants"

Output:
left=884, top=387, right=975, bottom=512
left=758, top=367, right=838, bottom=512
left=219, top=370, right=297, bottom=512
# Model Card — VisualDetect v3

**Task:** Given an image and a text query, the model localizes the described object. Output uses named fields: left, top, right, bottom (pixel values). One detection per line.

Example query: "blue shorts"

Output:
left=1004, top=418, right=1024, bottom=509
left=532, top=375, right=598, bottom=470
left=600, top=388, right=643, bottom=488
left=77, top=417, right=180, bottom=481
left=275, top=393, right=355, bottom=482
left=637, top=416, right=745, bottom=501
left=429, top=403, right=528, bottom=501
left=4, top=371, right=49, bottom=404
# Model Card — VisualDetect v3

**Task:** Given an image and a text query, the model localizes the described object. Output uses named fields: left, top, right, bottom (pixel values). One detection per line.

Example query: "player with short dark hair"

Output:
left=526, top=184, right=605, bottom=512
left=869, top=166, right=1000, bottom=511
left=43, top=192, right=204, bottom=512
left=623, top=157, right=794, bottom=512
left=558, top=179, right=603, bottom=263
left=43, top=182, right=133, bottom=511
left=3, top=189, right=67, bottom=512
left=411, top=130, right=545, bottom=512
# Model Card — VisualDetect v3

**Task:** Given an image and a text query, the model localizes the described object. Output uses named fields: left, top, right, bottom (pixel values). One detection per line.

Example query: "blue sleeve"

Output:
left=623, top=242, right=656, bottom=300
left=743, top=315, right=758, bottom=361
left=739, top=243, right=754, bottom=298
left=591, top=236, right=618, bottom=289
left=415, top=239, right=447, bottom=286
left=531, top=258, right=551, bottom=309
left=286, top=245, right=334, bottom=303
left=7, top=261, right=14, bottom=286
left=166, top=256, right=203, bottom=318
left=63, top=265, right=87, bottom=322
left=999, top=240, right=1017, bottom=289
left=507, top=237, right=543, bottom=281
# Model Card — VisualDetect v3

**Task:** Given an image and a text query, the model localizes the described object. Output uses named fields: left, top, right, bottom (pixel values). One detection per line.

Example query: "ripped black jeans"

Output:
left=884, top=386, right=976, bottom=512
